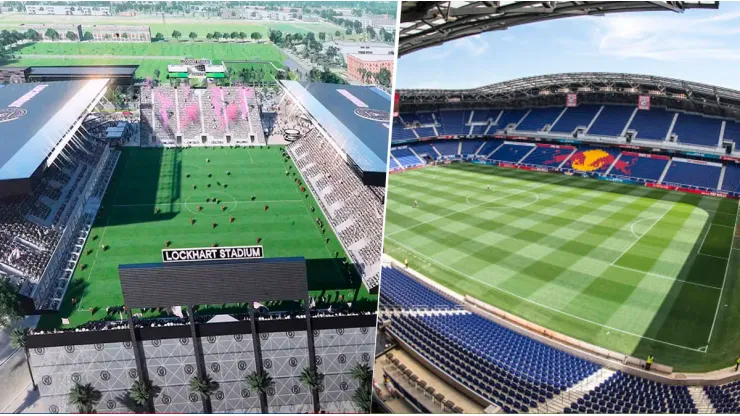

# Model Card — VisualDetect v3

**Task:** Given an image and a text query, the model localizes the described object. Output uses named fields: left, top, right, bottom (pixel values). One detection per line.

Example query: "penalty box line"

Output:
left=386, top=235, right=706, bottom=354
left=111, top=200, right=304, bottom=207
left=610, top=203, right=673, bottom=267
left=706, top=199, right=740, bottom=348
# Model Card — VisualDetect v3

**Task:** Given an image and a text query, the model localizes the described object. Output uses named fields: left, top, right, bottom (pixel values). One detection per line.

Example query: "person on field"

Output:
left=735, top=356, right=740, bottom=372
left=645, top=355, right=654, bottom=371
left=404, top=258, right=409, bottom=268
left=413, top=200, right=418, bottom=208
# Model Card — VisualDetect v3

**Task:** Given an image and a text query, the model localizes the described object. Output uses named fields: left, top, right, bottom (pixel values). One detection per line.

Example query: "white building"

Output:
left=322, top=41, right=395, bottom=61
left=26, top=5, right=110, bottom=16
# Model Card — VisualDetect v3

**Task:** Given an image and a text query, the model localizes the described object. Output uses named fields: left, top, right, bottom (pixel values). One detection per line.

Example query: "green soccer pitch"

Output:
left=3, top=42, right=285, bottom=82
left=383, top=163, right=740, bottom=372
left=38, top=146, right=375, bottom=329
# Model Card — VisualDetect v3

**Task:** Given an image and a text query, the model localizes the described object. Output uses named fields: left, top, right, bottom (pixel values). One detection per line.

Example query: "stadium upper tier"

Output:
left=281, top=80, right=390, bottom=179
left=393, top=105, right=737, bottom=150
left=380, top=266, right=713, bottom=414
left=390, top=139, right=740, bottom=195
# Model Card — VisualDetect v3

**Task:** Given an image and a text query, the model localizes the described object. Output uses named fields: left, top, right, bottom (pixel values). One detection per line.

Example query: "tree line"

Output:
left=154, top=31, right=263, bottom=42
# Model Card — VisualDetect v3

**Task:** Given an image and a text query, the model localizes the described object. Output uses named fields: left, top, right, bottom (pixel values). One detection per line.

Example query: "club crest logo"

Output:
left=355, top=108, right=389, bottom=122
left=0, top=108, right=26, bottom=123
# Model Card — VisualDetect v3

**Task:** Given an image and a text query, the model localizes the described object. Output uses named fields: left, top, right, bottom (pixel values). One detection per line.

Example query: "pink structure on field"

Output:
left=181, top=103, right=200, bottom=128
left=210, top=87, right=228, bottom=130
left=154, top=89, right=174, bottom=128
left=225, top=102, right=240, bottom=122
left=180, top=83, right=192, bottom=102
left=239, top=87, right=251, bottom=121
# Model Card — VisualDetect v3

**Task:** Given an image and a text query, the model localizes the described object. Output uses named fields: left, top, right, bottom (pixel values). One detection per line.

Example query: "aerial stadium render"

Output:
left=378, top=72, right=740, bottom=413
left=0, top=65, right=386, bottom=412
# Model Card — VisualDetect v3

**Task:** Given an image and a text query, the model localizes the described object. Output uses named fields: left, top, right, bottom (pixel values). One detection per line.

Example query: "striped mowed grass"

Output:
left=383, top=163, right=740, bottom=372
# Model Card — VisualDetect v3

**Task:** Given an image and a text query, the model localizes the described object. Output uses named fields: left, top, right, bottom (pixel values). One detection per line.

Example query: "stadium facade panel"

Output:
left=27, top=314, right=376, bottom=414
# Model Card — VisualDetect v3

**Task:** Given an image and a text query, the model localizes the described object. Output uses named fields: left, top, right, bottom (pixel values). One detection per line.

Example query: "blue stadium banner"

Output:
left=162, top=245, right=264, bottom=263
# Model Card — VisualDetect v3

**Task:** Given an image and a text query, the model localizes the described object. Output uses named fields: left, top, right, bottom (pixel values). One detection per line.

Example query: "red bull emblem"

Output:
left=612, top=158, right=634, bottom=175
left=571, top=149, right=614, bottom=172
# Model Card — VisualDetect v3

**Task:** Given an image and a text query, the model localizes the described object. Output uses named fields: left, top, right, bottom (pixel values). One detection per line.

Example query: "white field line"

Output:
left=111, top=199, right=303, bottom=208
left=610, top=203, right=674, bottom=266
left=698, top=253, right=729, bottom=261
left=629, top=217, right=657, bottom=239
left=708, top=223, right=736, bottom=228
left=78, top=215, right=112, bottom=312
left=77, top=153, right=132, bottom=310
left=696, top=222, right=713, bottom=257
left=386, top=176, right=571, bottom=238
left=286, top=165, right=344, bottom=278
left=706, top=199, right=740, bottom=347
left=609, top=264, right=721, bottom=290
left=386, top=235, right=705, bottom=353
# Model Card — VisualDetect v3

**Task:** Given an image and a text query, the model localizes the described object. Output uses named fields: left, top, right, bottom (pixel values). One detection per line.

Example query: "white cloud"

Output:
left=456, top=34, right=489, bottom=56
left=588, top=12, right=740, bottom=62
left=410, top=33, right=489, bottom=61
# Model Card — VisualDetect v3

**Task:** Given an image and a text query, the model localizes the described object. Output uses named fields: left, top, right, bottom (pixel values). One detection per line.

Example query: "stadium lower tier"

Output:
left=379, top=266, right=732, bottom=414
left=390, top=139, right=740, bottom=195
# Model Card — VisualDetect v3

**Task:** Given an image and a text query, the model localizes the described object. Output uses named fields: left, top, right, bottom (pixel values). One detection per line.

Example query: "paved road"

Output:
left=0, top=316, right=40, bottom=414
left=0, top=352, right=36, bottom=413
left=0, top=316, right=38, bottom=366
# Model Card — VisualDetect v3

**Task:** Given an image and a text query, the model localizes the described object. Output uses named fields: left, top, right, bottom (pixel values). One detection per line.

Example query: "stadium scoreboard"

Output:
left=167, top=59, right=225, bottom=87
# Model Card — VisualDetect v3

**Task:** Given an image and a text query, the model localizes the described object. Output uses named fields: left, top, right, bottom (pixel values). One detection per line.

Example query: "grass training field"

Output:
left=4, top=42, right=285, bottom=81
left=0, top=15, right=341, bottom=39
left=383, top=163, right=740, bottom=372
left=38, top=146, right=374, bottom=329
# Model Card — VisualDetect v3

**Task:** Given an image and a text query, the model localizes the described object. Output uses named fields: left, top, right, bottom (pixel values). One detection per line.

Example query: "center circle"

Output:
left=183, top=191, right=238, bottom=217
left=465, top=190, right=539, bottom=209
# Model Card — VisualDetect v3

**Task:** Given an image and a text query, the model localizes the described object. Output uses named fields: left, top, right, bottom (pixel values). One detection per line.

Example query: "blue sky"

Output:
left=396, top=3, right=740, bottom=90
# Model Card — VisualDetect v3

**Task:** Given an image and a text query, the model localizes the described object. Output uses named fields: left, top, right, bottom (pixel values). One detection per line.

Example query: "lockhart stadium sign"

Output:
left=162, top=245, right=264, bottom=263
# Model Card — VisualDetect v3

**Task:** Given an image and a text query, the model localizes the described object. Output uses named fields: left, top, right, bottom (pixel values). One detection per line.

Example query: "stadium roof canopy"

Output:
left=281, top=80, right=391, bottom=175
left=27, top=65, right=138, bottom=83
left=399, top=1, right=719, bottom=56
left=398, top=72, right=740, bottom=119
left=0, top=79, right=109, bottom=182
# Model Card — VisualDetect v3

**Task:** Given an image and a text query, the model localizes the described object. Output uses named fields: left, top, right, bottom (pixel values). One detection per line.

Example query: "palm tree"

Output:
left=351, top=386, right=372, bottom=413
left=350, top=363, right=372, bottom=413
left=10, top=328, right=36, bottom=390
left=299, top=367, right=324, bottom=413
left=118, top=379, right=158, bottom=413
left=189, top=374, right=219, bottom=413
left=68, top=382, right=102, bottom=413
left=244, top=371, right=273, bottom=413
left=349, top=363, right=372, bottom=385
